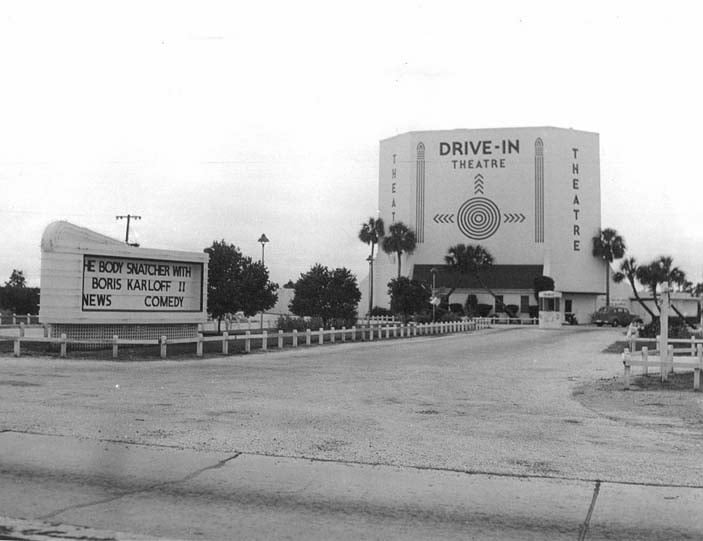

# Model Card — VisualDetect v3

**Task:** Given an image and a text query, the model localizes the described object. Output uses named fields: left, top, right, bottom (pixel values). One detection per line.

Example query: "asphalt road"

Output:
left=1, top=326, right=702, bottom=539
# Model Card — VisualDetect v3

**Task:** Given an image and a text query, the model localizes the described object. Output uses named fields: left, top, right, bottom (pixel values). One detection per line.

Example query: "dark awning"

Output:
left=412, top=264, right=544, bottom=290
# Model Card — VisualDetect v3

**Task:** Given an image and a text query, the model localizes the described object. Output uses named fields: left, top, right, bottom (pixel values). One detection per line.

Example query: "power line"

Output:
left=116, top=214, right=141, bottom=246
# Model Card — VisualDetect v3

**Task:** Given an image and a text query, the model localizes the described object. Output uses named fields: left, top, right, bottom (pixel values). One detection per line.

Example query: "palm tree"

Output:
left=445, top=244, right=504, bottom=312
left=636, top=256, right=693, bottom=328
left=358, top=217, right=385, bottom=260
left=592, top=228, right=626, bottom=307
left=636, top=261, right=664, bottom=312
left=381, top=222, right=417, bottom=278
left=358, top=217, right=385, bottom=315
left=612, top=257, right=656, bottom=319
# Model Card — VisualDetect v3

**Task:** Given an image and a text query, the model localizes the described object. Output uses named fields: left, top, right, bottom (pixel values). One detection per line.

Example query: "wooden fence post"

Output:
left=330, top=327, right=335, bottom=343
left=623, top=348, right=631, bottom=390
left=60, top=333, right=67, bottom=358
left=306, top=329, right=311, bottom=346
left=660, top=285, right=670, bottom=378
left=19, top=322, right=25, bottom=337
left=293, top=329, right=298, bottom=347
left=351, top=326, right=356, bottom=341
left=341, top=326, right=346, bottom=342
left=245, top=331, right=251, bottom=353
left=13, top=337, right=20, bottom=357
left=278, top=330, right=284, bottom=349
left=113, top=335, right=119, bottom=359
left=261, top=331, right=268, bottom=351
left=222, top=332, right=229, bottom=355
left=197, top=333, right=204, bottom=357
left=160, top=336, right=167, bottom=359
left=318, top=328, right=324, bottom=345
left=641, top=346, right=648, bottom=376
left=43, top=324, right=49, bottom=338
left=695, top=344, right=702, bottom=392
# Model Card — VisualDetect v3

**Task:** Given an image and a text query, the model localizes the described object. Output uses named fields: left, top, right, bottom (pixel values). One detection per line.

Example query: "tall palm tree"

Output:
left=592, top=228, right=626, bottom=307
left=612, top=257, right=656, bottom=319
left=445, top=244, right=503, bottom=311
left=358, top=217, right=385, bottom=259
left=358, top=217, right=385, bottom=315
left=381, top=222, right=417, bottom=278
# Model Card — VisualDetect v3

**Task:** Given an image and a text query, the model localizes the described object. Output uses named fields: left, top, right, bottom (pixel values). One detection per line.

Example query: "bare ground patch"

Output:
left=573, top=372, right=703, bottom=430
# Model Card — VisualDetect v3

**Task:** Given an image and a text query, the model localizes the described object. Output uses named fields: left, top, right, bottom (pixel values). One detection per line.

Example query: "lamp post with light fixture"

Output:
left=258, top=234, right=269, bottom=329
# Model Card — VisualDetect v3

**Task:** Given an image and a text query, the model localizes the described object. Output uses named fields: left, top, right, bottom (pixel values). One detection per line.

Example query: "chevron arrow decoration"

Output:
left=433, top=213, right=455, bottom=224
left=474, top=173, right=485, bottom=195
left=502, top=213, right=526, bottom=223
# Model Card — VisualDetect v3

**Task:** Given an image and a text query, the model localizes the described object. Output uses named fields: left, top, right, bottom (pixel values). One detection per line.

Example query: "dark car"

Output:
left=591, top=306, right=642, bottom=327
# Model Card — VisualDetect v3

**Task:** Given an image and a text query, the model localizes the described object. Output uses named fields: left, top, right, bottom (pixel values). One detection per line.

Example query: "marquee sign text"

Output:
left=82, top=255, right=203, bottom=312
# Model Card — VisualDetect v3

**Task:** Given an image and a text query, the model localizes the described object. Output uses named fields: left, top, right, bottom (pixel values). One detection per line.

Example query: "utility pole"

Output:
left=116, top=214, right=141, bottom=246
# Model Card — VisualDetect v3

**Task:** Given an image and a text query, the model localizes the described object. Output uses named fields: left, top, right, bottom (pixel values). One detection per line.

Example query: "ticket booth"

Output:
left=538, top=291, right=562, bottom=329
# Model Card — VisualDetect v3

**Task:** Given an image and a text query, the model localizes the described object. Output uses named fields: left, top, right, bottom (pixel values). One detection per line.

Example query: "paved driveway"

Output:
left=1, top=326, right=702, bottom=539
left=2, top=326, right=701, bottom=485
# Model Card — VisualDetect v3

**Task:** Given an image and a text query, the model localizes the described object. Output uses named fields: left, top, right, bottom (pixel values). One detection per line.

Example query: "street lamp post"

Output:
left=367, top=255, right=374, bottom=319
left=431, top=267, right=439, bottom=322
left=258, top=234, right=269, bottom=330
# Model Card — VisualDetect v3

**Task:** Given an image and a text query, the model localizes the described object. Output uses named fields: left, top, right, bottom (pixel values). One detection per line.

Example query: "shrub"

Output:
left=449, top=303, right=465, bottom=315
left=370, top=306, right=393, bottom=317
left=411, top=312, right=433, bottom=324
left=464, top=295, right=478, bottom=317
left=504, top=304, right=519, bottom=318
left=276, top=315, right=324, bottom=332
left=477, top=303, right=492, bottom=317
left=639, top=317, right=697, bottom=339
left=439, top=312, right=461, bottom=322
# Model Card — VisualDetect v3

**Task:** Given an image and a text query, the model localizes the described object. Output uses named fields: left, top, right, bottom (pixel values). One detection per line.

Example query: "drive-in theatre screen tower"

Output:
left=373, top=127, right=605, bottom=323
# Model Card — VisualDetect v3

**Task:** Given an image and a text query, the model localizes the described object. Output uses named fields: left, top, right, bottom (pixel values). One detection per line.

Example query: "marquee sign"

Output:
left=81, top=255, right=204, bottom=312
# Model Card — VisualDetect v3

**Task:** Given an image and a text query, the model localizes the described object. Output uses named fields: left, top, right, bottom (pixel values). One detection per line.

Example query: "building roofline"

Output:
left=380, top=126, right=599, bottom=143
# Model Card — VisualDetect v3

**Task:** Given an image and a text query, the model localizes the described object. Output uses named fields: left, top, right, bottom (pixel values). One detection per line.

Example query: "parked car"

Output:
left=591, top=306, right=643, bottom=327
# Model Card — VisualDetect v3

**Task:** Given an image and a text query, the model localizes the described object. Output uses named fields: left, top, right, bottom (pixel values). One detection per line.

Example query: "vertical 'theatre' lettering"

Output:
left=572, top=148, right=581, bottom=251
left=391, top=153, right=397, bottom=222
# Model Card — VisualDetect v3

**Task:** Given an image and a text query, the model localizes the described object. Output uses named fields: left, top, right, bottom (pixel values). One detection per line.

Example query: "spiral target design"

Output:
left=457, top=197, right=501, bottom=240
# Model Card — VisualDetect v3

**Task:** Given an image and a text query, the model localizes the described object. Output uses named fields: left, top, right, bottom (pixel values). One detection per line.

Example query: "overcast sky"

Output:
left=2, top=1, right=701, bottom=288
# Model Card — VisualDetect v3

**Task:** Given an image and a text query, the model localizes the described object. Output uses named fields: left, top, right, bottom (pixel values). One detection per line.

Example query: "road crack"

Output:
left=578, top=480, right=601, bottom=541
left=37, top=453, right=242, bottom=521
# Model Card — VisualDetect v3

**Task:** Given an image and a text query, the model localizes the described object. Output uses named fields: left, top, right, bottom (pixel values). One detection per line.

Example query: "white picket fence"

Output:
left=1, top=318, right=492, bottom=360
left=0, top=313, right=39, bottom=325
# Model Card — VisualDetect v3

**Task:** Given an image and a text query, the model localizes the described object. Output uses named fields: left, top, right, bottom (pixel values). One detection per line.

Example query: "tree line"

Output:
left=592, top=227, right=702, bottom=330
left=5, top=226, right=701, bottom=330
left=0, top=270, right=40, bottom=315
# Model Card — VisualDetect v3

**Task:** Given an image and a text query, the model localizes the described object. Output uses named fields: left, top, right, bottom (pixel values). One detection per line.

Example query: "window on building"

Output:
left=520, top=295, right=530, bottom=313
left=565, top=299, right=573, bottom=313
